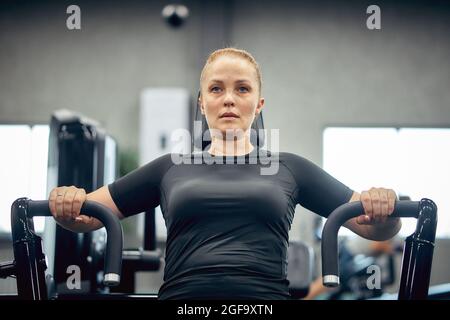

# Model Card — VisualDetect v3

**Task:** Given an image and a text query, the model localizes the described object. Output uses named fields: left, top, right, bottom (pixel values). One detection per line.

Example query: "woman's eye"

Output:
left=210, top=86, right=221, bottom=93
left=238, top=87, right=249, bottom=93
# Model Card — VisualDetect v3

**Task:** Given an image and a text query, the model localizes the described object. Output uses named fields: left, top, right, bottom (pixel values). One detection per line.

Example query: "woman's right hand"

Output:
left=49, top=186, right=92, bottom=224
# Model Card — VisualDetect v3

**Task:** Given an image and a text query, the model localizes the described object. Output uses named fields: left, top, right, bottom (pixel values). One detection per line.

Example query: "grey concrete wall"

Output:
left=0, top=0, right=204, bottom=150
left=1, top=0, right=449, bottom=296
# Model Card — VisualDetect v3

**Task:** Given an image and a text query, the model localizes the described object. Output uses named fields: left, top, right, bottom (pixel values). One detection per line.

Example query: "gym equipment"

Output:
left=324, top=240, right=398, bottom=300
left=46, top=109, right=118, bottom=294
left=1, top=196, right=314, bottom=299
left=322, top=199, right=438, bottom=300
left=0, top=199, right=122, bottom=300
left=312, top=194, right=407, bottom=300
left=287, top=240, right=314, bottom=299
left=46, top=109, right=162, bottom=295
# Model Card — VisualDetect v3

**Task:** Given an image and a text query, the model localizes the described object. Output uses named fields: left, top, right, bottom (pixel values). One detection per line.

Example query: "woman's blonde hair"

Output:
left=200, top=48, right=262, bottom=95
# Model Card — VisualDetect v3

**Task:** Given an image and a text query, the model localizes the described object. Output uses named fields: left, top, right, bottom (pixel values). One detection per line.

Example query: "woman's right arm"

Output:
left=48, top=185, right=124, bottom=233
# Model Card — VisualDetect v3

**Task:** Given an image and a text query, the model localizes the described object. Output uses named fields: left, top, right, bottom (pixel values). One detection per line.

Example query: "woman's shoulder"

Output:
left=261, top=149, right=309, bottom=162
left=269, top=150, right=321, bottom=173
left=150, top=151, right=194, bottom=162
left=138, top=152, right=180, bottom=173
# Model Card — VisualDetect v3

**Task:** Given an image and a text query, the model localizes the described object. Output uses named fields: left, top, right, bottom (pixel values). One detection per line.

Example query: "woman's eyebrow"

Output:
left=209, top=79, right=252, bottom=84
left=208, top=79, right=223, bottom=84
left=235, top=79, right=251, bottom=84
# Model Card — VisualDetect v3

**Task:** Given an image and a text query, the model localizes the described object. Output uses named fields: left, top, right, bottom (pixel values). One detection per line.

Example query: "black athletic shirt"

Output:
left=107, top=147, right=354, bottom=300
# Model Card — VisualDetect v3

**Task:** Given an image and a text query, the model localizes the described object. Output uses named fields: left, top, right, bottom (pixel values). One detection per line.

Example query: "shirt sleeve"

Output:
left=107, top=153, right=175, bottom=217
left=281, top=152, right=354, bottom=218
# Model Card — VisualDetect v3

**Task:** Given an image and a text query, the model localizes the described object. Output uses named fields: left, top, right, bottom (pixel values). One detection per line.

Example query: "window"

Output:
left=0, top=125, right=49, bottom=233
left=323, top=127, right=450, bottom=238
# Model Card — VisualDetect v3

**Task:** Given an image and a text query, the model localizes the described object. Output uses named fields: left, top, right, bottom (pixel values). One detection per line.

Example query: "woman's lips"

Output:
left=220, top=116, right=238, bottom=119
left=220, top=113, right=239, bottom=120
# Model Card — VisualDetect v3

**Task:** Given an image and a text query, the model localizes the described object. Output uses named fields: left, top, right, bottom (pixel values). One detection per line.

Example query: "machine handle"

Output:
left=27, top=200, right=123, bottom=286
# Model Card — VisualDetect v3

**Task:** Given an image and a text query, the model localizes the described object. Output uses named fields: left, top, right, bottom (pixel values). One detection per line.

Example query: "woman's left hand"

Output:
left=356, top=187, right=398, bottom=225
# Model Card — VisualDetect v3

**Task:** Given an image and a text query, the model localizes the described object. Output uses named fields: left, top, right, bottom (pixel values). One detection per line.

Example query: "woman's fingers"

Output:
left=72, top=188, right=86, bottom=219
left=356, top=214, right=371, bottom=225
left=54, top=187, right=67, bottom=220
left=360, top=190, right=373, bottom=223
left=49, top=186, right=87, bottom=223
left=48, top=188, right=59, bottom=218
left=75, top=215, right=93, bottom=224
left=359, top=188, right=397, bottom=225
left=387, top=189, right=397, bottom=215
left=369, top=187, right=381, bottom=223
left=379, top=188, right=389, bottom=224
left=63, top=187, right=77, bottom=221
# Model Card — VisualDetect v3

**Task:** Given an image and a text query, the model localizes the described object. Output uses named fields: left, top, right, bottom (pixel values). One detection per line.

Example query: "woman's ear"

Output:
left=197, top=91, right=206, bottom=115
left=199, top=99, right=205, bottom=115
left=256, top=97, right=265, bottom=115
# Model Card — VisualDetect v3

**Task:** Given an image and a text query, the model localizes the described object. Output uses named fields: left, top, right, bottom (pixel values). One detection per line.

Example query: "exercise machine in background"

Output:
left=44, top=109, right=118, bottom=295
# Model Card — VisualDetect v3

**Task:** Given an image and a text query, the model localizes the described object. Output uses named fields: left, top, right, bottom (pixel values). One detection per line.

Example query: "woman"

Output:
left=49, top=48, right=401, bottom=300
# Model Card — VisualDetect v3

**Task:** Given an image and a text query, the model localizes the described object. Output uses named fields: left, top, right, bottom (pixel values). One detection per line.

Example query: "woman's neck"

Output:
left=208, top=138, right=254, bottom=156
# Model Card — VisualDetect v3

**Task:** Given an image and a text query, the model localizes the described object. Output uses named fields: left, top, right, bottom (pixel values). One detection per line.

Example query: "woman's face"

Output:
left=199, top=55, right=264, bottom=139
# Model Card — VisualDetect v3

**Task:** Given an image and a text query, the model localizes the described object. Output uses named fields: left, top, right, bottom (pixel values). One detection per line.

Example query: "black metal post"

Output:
left=11, top=198, right=48, bottom=300
left=398, top=198, right=437, bottom=300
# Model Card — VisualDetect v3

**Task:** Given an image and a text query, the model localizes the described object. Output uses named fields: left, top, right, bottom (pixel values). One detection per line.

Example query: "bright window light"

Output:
left=0, top=125, right=49, bottom=233
left=323, top=127, right=449, bottom=238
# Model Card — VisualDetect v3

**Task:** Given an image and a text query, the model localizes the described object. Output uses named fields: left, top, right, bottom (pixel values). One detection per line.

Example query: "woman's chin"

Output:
left=213, top=126, right=247, bottom=137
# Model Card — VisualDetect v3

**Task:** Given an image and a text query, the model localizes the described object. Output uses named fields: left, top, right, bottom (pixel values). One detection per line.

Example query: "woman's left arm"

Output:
left=343, top=188, right=402, bottom=241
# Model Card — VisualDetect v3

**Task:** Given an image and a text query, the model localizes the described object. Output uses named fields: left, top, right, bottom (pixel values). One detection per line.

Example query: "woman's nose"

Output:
left=223, top=91, right=235, bottom=106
